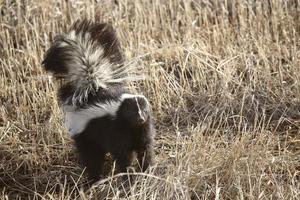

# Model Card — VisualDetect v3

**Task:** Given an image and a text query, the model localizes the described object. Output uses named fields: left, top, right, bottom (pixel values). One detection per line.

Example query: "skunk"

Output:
left=42, top=20, right=155, bottom=183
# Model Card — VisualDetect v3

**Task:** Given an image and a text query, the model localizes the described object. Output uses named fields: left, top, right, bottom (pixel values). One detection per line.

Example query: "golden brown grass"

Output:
left=0, top=0, right=299, bottom=199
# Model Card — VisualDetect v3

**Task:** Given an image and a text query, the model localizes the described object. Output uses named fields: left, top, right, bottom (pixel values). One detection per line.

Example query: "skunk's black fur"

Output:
left=74, top=96, right=155, bottom=183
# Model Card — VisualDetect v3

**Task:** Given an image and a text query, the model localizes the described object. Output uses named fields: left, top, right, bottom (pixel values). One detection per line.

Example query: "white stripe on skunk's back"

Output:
left=62, top=93, right=148, bottom=136
left=63, top=101, right=121, bottom=136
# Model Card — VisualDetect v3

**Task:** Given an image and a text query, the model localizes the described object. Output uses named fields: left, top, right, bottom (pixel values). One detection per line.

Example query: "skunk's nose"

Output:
left=137, top=117, right=146, bottom=124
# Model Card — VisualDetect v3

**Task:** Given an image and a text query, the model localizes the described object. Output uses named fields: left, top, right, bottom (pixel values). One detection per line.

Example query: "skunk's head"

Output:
left=117, top=95, right=150, bottom=126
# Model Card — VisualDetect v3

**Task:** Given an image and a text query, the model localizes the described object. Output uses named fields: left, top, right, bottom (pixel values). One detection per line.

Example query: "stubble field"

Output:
left=0, top=0, right=299, bottom=199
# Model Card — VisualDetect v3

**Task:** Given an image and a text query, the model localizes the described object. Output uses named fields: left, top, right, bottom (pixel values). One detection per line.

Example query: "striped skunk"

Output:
left=42, top=20, right=155, bottom=183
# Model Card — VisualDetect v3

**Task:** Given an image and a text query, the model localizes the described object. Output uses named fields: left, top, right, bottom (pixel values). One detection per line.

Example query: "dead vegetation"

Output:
left=0, top=0, right=299, bottom=199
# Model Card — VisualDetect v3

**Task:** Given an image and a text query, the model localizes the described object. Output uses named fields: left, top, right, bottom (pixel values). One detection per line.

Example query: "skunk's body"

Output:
left=42, top=20, right=155, bottom=183
left=73, top=95, right=155, bottom=182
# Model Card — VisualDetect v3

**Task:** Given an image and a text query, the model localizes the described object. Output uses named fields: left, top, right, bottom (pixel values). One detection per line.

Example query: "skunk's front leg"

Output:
left=74, top=136, right=105, bottom=184
left=137, top=141, right=154, bottom=172
left=113, top=150, right=134, bottom=173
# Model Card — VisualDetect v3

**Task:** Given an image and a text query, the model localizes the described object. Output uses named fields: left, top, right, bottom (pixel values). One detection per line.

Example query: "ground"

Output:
left=0, top=0, right=299, bottom=199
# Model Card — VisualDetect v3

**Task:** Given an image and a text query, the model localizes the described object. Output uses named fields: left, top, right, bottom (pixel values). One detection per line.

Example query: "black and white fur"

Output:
left=42, top=20, right=155, bottom=183
left=73, top=94, right=155, bottom=182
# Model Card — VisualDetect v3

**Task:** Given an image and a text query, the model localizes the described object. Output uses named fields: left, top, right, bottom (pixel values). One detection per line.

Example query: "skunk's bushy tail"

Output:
left=43, top=20, right=139, bottom=104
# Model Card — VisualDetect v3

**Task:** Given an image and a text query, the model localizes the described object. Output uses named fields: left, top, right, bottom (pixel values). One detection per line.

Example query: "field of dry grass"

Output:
left=0, top=0, right=300, bottom=199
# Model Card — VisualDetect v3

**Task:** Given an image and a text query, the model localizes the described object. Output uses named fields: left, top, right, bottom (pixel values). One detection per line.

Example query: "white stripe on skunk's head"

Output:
left=42, top=20, right=143, bottom=105
left=117, top=94, right=151, bottom=126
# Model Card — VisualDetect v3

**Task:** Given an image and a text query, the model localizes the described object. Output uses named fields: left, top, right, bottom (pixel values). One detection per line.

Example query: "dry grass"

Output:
left=0, top=0, right=300, bottom=199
